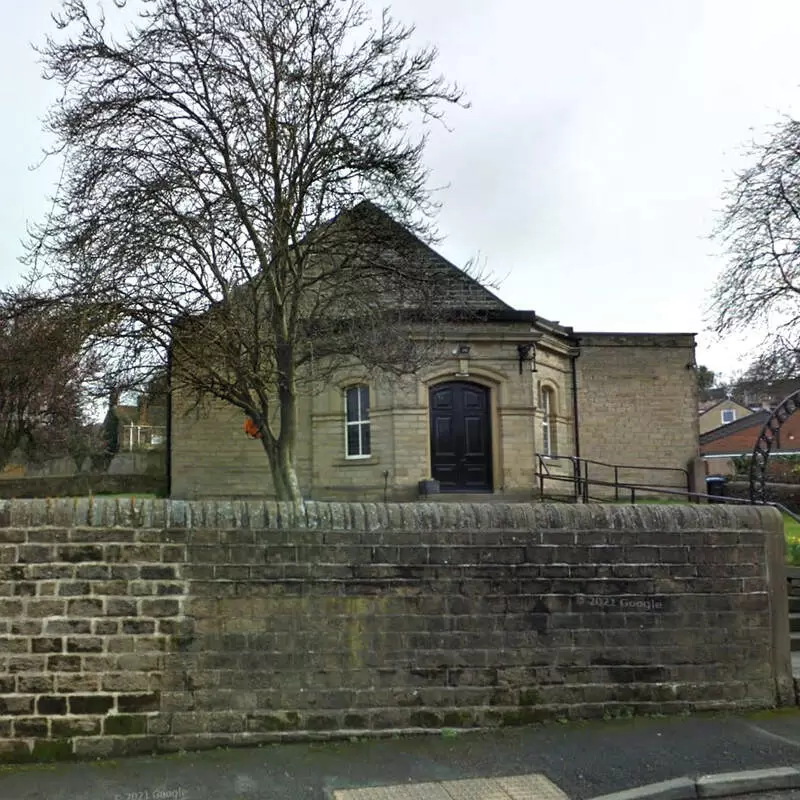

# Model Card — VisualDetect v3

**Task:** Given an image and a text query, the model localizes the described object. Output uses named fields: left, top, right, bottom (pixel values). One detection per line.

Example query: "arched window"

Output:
left=344, top=385, right=370, bottom=458
left=540, top=385, right=557, bottom=456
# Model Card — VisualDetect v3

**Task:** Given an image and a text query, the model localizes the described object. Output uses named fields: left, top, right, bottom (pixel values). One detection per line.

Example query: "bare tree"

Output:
left=28, top=0, right=488, bottom=502
left=0, top=295, right=95, bottom=472
left=711, top=117, right=800, bottom=379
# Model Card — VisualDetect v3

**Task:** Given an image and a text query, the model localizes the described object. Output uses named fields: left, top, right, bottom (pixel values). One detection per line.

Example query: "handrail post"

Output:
left=614, top=466, right=619, bottom=502
left=583, top=460, right=589, bottom=503
left=539, top=456, right=544, bottom=501
left=571, top=456, right=580, bottom=502
left=631, top=487, right=636, bottom=504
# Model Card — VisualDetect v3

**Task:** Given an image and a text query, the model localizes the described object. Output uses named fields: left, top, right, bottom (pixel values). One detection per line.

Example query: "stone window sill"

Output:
left=335, top=457, right=380, bottom=467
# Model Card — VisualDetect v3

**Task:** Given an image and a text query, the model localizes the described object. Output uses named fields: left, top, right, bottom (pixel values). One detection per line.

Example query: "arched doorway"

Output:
left=429, top=381, right=493, bottom=492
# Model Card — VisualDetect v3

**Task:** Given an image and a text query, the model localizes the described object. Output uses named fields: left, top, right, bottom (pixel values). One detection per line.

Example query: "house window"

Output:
left=540, top=386, right=556, bottom=456
left=721, top=409, right=736, bottom=425
left=345, top=385, right=370, bottom=458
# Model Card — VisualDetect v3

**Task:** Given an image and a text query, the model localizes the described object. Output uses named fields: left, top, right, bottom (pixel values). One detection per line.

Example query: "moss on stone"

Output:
left=284, top=712, right=300, bottom=730
left=519, top=689, right=542, bottom=706
left=396, top=694, right=424, bottom=708
left=249, top=715, right=287, bottom=732
left=306, top=715, right=338, bottom=731
left=104, top=715, right=148, bottom=736
left=409, top=710, right=442, bottom=728
left=501, top=707, right=543, bottom=726
left=30, top=739, right=74, bottom=763
left=442, top=711, right=473, bottom=728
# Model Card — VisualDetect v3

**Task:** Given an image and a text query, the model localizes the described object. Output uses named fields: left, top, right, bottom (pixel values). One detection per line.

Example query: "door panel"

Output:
left=429, top=382, right=492, bottom=492
left=432, top=388, right=453, bottom=409
left=463, top=417, right=485, bottom=455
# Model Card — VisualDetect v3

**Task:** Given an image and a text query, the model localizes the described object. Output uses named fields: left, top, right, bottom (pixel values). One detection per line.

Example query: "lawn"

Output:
left=785, top=514, right=800, bottom=566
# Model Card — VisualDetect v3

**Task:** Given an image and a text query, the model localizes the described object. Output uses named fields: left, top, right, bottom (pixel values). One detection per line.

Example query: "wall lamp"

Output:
left=517, top=342, right=537, bottom=375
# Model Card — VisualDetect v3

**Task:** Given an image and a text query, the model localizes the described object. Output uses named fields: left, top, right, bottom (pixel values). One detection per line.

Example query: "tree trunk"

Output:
left=273, top=336, right=303, bottom=505
left=261, top=437, right=287, bottom=498
left=258, top=401, right=302, bottom=504
left=277, top=439, right=302, bottom=504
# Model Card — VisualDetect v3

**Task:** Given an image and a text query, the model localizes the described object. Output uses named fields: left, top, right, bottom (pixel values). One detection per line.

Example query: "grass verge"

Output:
left=785, top=513, right=800, bottom=565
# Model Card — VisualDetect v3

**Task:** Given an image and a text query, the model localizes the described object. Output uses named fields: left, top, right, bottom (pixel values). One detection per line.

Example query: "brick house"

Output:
left=169, top=205, right=700, bottom=501
left=701, top=409, right=800, bottom=476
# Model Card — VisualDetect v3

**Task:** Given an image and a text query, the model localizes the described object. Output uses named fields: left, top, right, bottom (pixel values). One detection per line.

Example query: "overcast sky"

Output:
left=4, top=0, right=800, bottom=380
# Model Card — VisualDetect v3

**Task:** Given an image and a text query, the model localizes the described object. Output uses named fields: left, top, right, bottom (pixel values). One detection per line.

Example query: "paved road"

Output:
left=4, top=710, right=800, bottom=800
left=719, top=795, right=800, bottom=800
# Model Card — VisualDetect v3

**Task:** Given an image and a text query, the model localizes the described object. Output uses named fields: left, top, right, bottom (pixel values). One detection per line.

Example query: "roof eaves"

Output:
left=699, top=411, right=769, bottom=444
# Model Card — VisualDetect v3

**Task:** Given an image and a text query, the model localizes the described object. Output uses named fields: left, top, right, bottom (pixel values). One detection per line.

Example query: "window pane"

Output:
left=360, top=386, right=370, bottom=420
left=542, top=421, right=550, bottom=456
left=347, top=424, right=361, bottom=457
left=361, top=422, right=371, bottom=456
left=346, top=387, right=359, bottom=422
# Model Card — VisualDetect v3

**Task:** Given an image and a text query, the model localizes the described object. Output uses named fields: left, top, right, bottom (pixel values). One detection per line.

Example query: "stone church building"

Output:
left=169, top=206, right=699, bottom=501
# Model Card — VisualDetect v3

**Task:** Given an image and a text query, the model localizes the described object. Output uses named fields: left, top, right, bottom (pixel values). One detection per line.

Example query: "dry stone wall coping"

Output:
left=0, top=498, right=783, bottom=532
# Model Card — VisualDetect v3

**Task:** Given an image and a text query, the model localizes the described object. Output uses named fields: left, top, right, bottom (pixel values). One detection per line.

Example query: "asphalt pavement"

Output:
left=714, top=794, right=800, bottom=800
left=4, top=710, right=800, bottom=800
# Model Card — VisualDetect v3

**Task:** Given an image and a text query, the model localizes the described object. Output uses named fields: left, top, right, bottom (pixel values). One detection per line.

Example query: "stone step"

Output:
left=791, top=632, right=800, bottom=652
left=791, top=597, right=800, bottom=614
left=791, top=615, right=800, bottom=634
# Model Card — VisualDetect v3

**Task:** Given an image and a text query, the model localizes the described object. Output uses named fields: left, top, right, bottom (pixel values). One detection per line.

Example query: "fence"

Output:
left=120, top=425, right=166, bottom=452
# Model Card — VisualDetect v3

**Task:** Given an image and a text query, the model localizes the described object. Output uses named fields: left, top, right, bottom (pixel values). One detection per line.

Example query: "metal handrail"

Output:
left=536, top=453, right=691, bottom=504
left=541, top=453, right=689, bottom=478
left=535, top=464, right=800, bottom=524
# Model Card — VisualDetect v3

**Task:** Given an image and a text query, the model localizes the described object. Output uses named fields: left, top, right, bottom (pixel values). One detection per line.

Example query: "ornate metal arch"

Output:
left=749, top=389, right=800, bottom=502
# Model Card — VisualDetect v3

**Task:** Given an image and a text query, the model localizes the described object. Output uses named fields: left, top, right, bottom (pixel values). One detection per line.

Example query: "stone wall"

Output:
left=0, top=499, right=790, bottom=763
left=107, top=451, right=166, bottom=478
left=170, top=320, right=552, bottom=501
left=0, top=474, right=165, bottom=500
left=171, top=329, right=701, bottom=502
left=170, top=393, right=279, bottom=499
left=575, top=334, right=699, bottom=494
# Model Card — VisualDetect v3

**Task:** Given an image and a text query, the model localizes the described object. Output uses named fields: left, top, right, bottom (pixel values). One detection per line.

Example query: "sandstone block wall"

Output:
left=171, top=329, right=700, bottom=503
left=575, top=334, right=699, bottom=496
left=0, top=499, right=790, bottom=763
left=171, top=321, right=553, bottom=501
